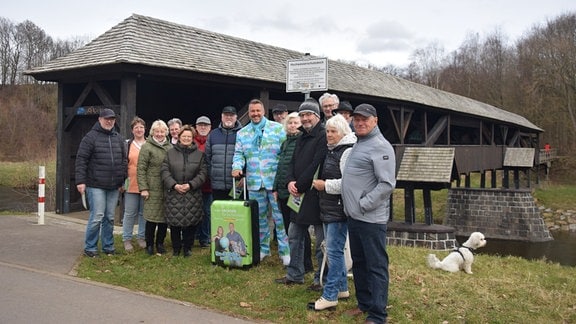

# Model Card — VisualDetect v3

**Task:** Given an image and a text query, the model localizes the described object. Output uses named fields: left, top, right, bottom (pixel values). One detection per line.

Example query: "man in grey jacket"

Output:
left=341, top=104, right=396, bottom=324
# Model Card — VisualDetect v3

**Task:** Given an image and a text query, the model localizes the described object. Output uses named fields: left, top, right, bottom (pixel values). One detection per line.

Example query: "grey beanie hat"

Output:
left=298, top=100, right=320, bottom=117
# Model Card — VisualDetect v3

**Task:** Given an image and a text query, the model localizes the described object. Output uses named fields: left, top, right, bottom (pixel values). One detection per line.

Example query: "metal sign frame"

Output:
left=286, top=57, right=328, bottom=93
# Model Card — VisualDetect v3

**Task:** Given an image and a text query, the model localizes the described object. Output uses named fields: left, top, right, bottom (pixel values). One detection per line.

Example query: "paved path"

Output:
left=0, top=214, right=256, bottom=324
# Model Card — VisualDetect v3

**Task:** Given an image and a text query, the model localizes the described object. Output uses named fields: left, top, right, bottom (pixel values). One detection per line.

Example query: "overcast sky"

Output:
left=3, top=0, right=574, bottom=67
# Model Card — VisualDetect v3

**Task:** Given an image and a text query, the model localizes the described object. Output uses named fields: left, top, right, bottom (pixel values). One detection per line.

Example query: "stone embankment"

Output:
left=540, top=206, right=576, bottom=232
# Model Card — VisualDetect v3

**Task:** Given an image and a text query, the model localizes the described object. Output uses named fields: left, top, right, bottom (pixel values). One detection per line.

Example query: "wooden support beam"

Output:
left=423, top=188, right=433, bottom=225
left=425, top=115, right=448, bottom=146
left=491, top=169, right=497, bottom=188
left=73, top=82, right=93, bottom=108
left=91, top=82, right=116, bottom=106
left=404, top=186, right=415, bottom=224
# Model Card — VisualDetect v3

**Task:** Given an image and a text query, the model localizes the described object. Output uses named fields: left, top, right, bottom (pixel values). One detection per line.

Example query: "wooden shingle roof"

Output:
left=504, top=148, right=536, bottom=167
left=27, top=14, right=541, bottom=132
left=397, top=147, right=455, bottom=183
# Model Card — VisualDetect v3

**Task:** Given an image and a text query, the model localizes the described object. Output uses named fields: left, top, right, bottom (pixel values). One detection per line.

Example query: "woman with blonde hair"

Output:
left=273, top=112, right=301, bottom=232
left=309, top=114, right=356, bottom=311
left=137, top=119, right=172, bottom=255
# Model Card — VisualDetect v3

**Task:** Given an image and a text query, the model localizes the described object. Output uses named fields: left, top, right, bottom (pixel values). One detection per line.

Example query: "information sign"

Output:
left=286, top=57, right=328, bottom=93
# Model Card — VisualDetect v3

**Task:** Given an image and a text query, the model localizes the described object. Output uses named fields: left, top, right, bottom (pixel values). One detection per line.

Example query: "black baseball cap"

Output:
left=352, top=104, right=377, bottom=117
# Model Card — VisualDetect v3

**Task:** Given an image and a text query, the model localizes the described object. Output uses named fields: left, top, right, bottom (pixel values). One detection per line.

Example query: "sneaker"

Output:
left=307, top=297, right=338, bottom=311
left=123, top=240, right=134, bottom=252
left=280, top=255, right=291, bottom=266
left=104, top=250, right=115, bottom=256
left=307, top=283, right=323, bottom=292
left=84, top=250, right=98, bottom=258
left=156, top=244, right=166, bottom=254
left=338, top=291, right=350, bottom=299
left=137, top=239, right=146, bottom=248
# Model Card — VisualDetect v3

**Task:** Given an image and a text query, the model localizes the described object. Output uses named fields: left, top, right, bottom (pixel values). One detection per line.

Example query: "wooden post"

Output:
left=404, top=186, right=415, bottom=224
left=423, top=188, right=433, bottom=225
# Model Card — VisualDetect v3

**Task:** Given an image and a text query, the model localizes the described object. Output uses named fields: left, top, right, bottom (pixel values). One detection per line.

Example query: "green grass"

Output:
left=534, top=185, right=576, bottom=210
left=3, top=159, right=576, bottom=322
left=76, top=236, right=576, bottom=323
left=0, top=160, right=56, bottom=188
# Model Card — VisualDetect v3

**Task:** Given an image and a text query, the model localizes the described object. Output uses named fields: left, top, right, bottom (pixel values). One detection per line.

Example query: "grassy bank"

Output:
left=76, top=237, right=576, bottom=323
left=0, top=160, right=56, bottom=188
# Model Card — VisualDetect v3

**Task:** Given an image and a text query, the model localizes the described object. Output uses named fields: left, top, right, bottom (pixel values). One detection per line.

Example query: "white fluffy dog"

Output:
left=427, top=232, right=487, bottom=274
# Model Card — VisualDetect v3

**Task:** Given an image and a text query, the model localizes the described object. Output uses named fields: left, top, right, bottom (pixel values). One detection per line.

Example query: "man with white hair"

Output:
left=318, top=92, right=340, bottom=124
left=342, top=103, right=396, bottom=324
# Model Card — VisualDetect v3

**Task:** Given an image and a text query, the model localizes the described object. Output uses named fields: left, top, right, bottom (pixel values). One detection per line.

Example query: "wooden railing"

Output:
left=538, top=148, right=558, bottom=164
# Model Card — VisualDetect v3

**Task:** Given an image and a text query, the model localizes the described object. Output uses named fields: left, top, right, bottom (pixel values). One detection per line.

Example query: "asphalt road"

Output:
left=0, top=214, right=256, bottom=324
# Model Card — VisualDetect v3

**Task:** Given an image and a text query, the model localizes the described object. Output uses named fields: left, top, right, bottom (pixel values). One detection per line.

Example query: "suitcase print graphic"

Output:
left=210, top=178, right=260, bottom=268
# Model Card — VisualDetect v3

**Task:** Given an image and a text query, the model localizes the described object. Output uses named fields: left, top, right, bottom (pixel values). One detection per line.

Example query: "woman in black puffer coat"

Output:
left=161, top=125, right=208, bottom=257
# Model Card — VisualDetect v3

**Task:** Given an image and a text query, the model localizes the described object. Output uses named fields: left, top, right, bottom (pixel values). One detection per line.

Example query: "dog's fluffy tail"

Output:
left=427, top=254, right=441, bottom=269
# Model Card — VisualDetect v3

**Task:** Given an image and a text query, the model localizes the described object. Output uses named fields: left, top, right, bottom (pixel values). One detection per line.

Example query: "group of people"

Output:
left=74, top=92, right=396, bottom=323
left=75, top=105, right=241, bottom=258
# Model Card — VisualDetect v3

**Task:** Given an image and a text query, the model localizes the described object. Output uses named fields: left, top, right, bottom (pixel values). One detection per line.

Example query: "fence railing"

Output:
left=538, top=148, right=558, bottom=164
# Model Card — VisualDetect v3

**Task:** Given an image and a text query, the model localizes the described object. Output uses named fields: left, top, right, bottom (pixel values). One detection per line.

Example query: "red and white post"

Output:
left=38, top=166, right=45, bottom=225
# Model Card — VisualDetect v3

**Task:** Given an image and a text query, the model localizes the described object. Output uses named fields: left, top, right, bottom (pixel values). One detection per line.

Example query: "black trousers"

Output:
left=212, top=189, right=231, bottom=201
left=170, top=225, right=197, bottom=252
left=145, top=221, right=167, bottom=247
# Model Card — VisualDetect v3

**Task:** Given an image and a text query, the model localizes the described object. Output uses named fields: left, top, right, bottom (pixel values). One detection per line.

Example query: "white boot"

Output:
left=313, top=297, right=338, bottom=311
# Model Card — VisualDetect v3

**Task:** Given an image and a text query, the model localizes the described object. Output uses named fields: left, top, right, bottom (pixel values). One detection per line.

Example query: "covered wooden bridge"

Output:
left=26, top=14, right=546, bottom=244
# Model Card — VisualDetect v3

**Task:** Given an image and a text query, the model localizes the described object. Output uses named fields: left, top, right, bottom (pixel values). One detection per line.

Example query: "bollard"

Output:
left=38, top=166, right=45, bottom=225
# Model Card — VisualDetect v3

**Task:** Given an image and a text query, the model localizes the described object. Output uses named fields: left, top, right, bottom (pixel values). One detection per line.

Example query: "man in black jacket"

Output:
left=275, top=99, right=327, bottom=289
left=75, top=108, right=127, bottom=257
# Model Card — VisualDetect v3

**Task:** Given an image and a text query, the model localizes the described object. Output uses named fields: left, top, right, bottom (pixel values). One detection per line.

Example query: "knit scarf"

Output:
left=153, top=136, right=167, bottom=146
left=251, top=118, right=267, bottom=147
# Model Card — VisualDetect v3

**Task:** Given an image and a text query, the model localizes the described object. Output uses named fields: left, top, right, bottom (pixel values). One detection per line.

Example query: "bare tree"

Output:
left=14, top=20, right=54, bottom=84
left=516, top=13, right=576, bottom=151
left=0, top=17, right=16, bottom=86
left=408, top=41, right=447, bottom=89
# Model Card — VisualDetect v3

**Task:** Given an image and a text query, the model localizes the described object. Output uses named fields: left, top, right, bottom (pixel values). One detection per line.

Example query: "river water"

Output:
left=1, top=186, right=575, bottom=266
left=476, top=231, right=576, bottom=267
left=0, top=186, right=37, bottom=213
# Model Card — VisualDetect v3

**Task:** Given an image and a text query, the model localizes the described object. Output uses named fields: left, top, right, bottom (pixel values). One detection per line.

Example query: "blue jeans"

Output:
left=287, top=223, right=324, bottom=283
left=122, top=192, right=145, bottom=241
left=322, top=221, right=348, bottom=301
left=85, top=187, right=119, bottom=253
left=348, top=218, right=388, bottom=323
left=197, top=193, right=213, bottom=245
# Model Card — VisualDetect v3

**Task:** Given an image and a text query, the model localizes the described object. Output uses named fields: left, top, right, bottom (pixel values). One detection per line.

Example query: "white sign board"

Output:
left=286, top=57, right=328, bottom=93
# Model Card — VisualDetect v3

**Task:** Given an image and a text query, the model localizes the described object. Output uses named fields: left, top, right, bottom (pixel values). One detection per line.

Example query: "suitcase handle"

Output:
left=232, top=176, right=247, bottom=200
